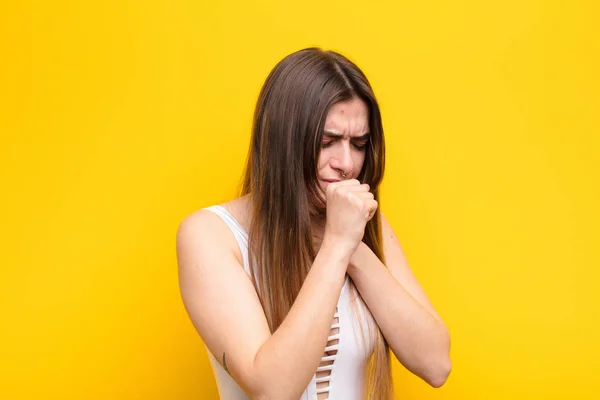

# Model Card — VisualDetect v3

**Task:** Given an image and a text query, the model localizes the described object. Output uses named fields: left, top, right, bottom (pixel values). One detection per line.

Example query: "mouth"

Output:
left=321, top=179, right=342, bottom=187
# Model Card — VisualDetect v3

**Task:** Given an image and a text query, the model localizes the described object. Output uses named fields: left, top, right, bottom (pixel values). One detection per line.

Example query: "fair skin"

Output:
left=316, top=98, right=370, bottom=194
left=177, top=98, right=451, bottom=400
left=314, top=98, right=452, bottom=385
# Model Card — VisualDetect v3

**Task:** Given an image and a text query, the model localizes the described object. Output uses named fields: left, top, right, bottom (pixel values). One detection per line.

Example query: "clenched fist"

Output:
left=321, top=179, right=378, bottom=256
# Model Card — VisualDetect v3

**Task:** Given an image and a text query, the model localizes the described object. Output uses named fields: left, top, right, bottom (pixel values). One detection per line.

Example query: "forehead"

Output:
left=324, top=98, right=369, bottom=135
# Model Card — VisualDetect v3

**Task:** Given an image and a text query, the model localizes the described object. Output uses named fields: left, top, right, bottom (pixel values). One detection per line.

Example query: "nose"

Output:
left=330, top=141, right=354, bottom=176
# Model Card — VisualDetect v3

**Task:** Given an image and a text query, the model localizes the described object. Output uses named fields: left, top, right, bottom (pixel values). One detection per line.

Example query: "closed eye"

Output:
left=352, top=140, right=369, bottom=149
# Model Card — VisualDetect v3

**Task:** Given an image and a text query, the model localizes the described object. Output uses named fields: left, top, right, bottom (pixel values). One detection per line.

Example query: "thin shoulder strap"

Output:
left=203, top=205, right=250, bottom=274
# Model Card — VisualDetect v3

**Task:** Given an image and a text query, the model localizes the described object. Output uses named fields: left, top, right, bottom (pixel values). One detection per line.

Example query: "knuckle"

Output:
left=358, top=198, right=367, bottom=210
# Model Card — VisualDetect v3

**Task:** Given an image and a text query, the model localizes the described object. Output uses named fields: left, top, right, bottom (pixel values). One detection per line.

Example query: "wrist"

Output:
left=320, top=236, right=356, bottom=264
left=348, top=242, right=368, bottom=275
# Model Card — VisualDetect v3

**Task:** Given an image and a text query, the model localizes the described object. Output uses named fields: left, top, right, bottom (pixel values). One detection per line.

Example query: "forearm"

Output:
left=348, top=245, right=451, bottom=387
left=251, top=243, right=351, bottom=399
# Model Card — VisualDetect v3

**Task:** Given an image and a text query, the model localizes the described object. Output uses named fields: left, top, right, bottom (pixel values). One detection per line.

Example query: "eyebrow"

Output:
left=323, top=131, right=370, bottom=140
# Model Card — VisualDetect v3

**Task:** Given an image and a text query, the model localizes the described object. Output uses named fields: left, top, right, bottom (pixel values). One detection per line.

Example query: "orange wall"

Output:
left=1, top=1, right=599, bottom=399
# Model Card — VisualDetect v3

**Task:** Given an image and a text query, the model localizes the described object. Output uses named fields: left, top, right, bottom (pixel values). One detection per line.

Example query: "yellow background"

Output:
left=1, top=1, right=599, bottom=399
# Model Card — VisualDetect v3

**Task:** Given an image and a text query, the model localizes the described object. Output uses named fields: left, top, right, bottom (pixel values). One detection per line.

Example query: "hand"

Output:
left=321, top=179, right=378, bottom=256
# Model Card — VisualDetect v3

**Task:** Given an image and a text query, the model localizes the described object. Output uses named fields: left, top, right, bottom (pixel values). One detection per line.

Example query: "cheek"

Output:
left=317, top=151, right=329, bottom=171
left=354, top=152, right=366, bottom=171
left=316, top=152, right=328, bottom=193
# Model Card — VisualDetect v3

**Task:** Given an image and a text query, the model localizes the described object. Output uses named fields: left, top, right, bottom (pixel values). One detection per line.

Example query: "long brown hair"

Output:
left=240, top=47, right=392, bottom=399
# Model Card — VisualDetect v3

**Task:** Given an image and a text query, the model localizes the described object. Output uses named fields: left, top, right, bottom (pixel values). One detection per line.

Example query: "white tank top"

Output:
left=203, top=205, right=375, bottom=399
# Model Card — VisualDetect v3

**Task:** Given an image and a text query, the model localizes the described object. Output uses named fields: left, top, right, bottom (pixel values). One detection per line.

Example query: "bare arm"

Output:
left=177, top=210, right=351, bottom=400
left=347, top=212, right=452, bottom=387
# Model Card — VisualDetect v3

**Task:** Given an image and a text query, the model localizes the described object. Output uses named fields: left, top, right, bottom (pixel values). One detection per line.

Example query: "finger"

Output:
left=341, top=183, right=370, bottom=192
left=365, top=199, right=378, bottom=220
left=350, top=192, right=374, bottom=203
left=355, top=191, right=374, bottom=200
left=366, top=199, right=378, bottom=212
left=326, top=179, right=360, bottom=194
left=348, top=183, right=370, bottom=192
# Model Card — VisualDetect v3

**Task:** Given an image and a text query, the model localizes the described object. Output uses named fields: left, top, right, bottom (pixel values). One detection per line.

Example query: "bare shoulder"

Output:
left=176, top=195, right=252, bottom=270
left=176, top=208, right=234, bottom=258
left=175, top=205, right=244, bottom=292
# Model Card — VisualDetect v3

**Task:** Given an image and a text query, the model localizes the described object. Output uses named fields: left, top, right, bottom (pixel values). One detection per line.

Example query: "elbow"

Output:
left=250, top=377, right=304, bottom=400
left=426, top=356, right=452, bottom=388
left=248, top=361, right=305, bottom=400
left=249, top=352, right=310, bottom=400
left=425, top=329, right=452, bottom=388
left=252, top=393, right=269, bottom=400
left=253, top=389, right=303, bottom=400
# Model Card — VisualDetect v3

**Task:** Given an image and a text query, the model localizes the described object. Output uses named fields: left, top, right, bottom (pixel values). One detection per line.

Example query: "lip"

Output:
left=321, top=179, right=342, bottom=188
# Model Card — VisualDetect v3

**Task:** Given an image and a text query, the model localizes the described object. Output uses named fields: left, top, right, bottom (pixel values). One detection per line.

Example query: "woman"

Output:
left=177, top=48, right=451, bottom=400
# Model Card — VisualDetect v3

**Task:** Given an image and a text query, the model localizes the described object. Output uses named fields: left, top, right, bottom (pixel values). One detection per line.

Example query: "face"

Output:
left=317, top=97, right=370, bottom=193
